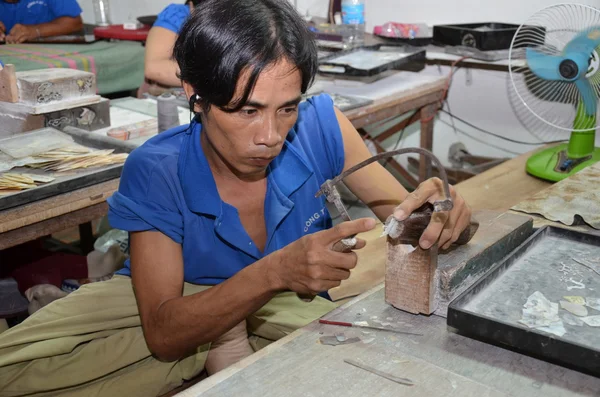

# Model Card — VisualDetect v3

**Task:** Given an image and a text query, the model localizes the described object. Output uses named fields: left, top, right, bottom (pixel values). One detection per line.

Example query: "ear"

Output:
left=182, top=82, right=202, bottom=113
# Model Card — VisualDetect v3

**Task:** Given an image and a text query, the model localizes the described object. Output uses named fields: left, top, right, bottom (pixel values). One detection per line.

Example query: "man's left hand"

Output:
left=393, top=177, right=472, bottom=251
left=6, top=24, right=36, bottom=44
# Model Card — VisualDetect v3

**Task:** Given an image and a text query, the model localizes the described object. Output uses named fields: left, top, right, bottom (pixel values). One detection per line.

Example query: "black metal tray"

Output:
left=374, top=34, right=433, bottom=47
left=0, top=127, right=136, bottom=211
left=318, top=44, right=426, bottom=77
left=448, top=226, right=600, bottom=377
left=433, top=22, right=541, bottom=51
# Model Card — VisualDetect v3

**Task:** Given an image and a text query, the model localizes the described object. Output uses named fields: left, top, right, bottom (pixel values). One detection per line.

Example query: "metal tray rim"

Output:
left=447, top=225, right=600, bottom=376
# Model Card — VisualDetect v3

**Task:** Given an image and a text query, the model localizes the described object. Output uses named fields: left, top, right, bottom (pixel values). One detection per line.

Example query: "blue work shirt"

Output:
left=0, top=0, right=82, bottom=33
left=108, top=93, right=345, bottom=287
left=153, top=3, right=190, bottom=34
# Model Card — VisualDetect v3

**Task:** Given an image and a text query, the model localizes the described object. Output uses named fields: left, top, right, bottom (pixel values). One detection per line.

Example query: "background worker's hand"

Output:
left=393, top=177, right=471, bottom=250
left=268, top=218, right=376, bottom=295
left=0, top=21, right=6, bottom=42
left=6, top=24, right=35, bottom=44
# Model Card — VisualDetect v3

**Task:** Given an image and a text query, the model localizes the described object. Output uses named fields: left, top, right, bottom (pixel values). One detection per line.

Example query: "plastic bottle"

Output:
left=341, top=0, right=366, bottom=48
left=93, top=0, right=111, bottom=27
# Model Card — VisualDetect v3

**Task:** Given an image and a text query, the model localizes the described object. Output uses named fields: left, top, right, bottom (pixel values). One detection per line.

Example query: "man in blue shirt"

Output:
left=0, top=0, right=83, bottom=44
left=0, top=0, right=473, bottom=395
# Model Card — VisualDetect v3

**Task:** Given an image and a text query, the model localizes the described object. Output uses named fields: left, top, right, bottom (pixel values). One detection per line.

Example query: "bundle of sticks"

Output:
left=25, top=145, right=128, bottom=172
left=0, top=173, right=56, bottom=194
left=0, top=144, right=128, bottom=194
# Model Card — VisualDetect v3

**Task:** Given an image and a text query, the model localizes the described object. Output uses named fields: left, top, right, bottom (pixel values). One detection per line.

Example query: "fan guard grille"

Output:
left=509, top=3, right=600, bottom=132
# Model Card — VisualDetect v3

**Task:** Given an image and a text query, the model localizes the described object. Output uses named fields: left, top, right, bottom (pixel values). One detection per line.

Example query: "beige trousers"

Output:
left=0, top=276, right=337, bottom=397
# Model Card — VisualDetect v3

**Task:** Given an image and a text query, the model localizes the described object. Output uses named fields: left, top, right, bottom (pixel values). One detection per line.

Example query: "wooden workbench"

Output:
left=0, top=74, right=446, bottom=251
left=174, top=149, right=600, bottom=397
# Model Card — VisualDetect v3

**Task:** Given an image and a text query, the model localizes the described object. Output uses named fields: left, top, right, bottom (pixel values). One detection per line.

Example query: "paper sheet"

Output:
left=512, top=162, right=600, bottom=229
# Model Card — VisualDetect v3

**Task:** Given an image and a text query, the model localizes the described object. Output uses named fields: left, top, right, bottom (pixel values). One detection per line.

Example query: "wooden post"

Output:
left=0, top=64, right=19, bottom=103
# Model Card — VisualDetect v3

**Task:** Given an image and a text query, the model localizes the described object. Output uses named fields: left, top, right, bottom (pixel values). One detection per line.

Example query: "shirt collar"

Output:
left=179, top=122, right=313, bottom=217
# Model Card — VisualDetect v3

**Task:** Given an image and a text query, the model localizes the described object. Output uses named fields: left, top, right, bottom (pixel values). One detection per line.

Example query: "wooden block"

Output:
left=0, top=109, right=45, bottom=138
left=385, top=210, right=533, bottom=316
left=45, top=98, right=111, bottom=131
left=0, top=95, right=101, bottom=115
left=0, top=64, right=19, bottom=103
left=385, top=243, right=438, bottom=315
left=15, top=68, right=96, bottom=105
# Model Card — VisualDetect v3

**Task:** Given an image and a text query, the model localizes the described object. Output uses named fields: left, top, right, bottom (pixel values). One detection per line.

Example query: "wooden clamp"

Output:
left=0, top=64, right=19, bottom=103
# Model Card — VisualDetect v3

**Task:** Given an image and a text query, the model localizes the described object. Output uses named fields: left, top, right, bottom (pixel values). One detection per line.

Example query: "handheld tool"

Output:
left=299, top=148, right=479, bottom=303
left=315, top=147, right=479, bottom=247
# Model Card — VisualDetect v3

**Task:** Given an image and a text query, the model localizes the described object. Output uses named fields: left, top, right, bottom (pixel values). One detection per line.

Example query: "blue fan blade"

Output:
left=564, top=27, right=600, bottom=73
left=575, top=79, right=598, bottom=117
left=526, top=48, right=563, bottom=80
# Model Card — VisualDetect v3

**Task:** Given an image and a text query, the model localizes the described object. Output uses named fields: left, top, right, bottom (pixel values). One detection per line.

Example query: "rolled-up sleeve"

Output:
left=108, top=151, right=183, bottom=244
left=49, top=0, right=83, bottom=18
left=152, top=4, right=190, bottom=34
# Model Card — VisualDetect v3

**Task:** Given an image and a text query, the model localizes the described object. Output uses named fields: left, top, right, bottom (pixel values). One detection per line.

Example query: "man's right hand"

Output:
left=267, top=218, right=376, bottom=295
left=0, top=22, right=6, bottom=42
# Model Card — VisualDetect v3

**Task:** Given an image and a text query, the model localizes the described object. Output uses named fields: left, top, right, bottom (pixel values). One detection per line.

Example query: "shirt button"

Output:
left=249, top=242, right=252, bottom=245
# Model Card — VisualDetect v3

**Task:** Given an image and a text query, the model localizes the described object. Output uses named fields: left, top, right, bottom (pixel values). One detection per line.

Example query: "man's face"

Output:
left=197, top=58, right=303, bottom=178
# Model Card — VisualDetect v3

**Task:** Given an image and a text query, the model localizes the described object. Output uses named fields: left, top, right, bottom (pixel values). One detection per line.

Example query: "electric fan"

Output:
left=509, top=3, right=600, bottom=182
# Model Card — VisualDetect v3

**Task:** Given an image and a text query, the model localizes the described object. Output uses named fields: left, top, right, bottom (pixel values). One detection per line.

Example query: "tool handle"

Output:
left=298, top=237, right=357, bottom=302
left=391, top=203, right=479, bottom=246
left=319, top=319, right=353, bottom=327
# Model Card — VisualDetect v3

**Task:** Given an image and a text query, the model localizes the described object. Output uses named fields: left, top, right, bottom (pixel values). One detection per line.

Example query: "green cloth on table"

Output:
left=0, top=41, right=145, bottom=95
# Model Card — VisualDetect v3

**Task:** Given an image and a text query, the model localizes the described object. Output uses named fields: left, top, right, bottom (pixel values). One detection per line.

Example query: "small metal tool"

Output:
left=300, top=148, right=478, bottom=303
left=344, top=359, right=415, bottom=386
left=319, top=319, right=423, bottom=336
left=316, top=148, right=456, bottom=247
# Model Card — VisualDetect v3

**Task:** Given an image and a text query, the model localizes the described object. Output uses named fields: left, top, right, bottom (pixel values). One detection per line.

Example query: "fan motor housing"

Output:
left=559, top=59, right=579, bottom=80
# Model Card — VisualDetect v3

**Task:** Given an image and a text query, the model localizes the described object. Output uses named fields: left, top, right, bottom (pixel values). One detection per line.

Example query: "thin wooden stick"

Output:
left=343, top=359, right=414, bottom=386
left=572, top=258, right=600, bottom=277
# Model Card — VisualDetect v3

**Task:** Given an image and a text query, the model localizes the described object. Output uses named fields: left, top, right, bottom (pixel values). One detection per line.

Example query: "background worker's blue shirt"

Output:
left=108, top=94, right=345, bottom=286
left=0, top=0, right=82, bottom=33
left=153, top=3, right=190, bottom=33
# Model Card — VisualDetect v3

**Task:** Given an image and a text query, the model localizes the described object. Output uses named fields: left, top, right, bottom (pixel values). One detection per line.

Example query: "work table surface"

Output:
left=182, top=284, right=599, bottom=397
left=178, top=148, right=600, bottom=396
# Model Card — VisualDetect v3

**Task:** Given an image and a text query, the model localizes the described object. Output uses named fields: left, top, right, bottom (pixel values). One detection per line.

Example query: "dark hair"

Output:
left=173, top=0, right=317, bottom=112
left=184, top=0, right=203, bottom=6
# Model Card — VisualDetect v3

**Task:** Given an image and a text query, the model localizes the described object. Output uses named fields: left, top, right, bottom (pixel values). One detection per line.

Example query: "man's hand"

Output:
left=0, top=21, right=6, bottom=42
left=268, top=218, right=376, bottom=295
left=6, top=24, right=36, bottom=44
left=393, top=177, right=471, bottom=251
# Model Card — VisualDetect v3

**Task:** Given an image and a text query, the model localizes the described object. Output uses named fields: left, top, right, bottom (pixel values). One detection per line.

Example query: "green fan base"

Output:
left=526, top=143, right=600, bottom=182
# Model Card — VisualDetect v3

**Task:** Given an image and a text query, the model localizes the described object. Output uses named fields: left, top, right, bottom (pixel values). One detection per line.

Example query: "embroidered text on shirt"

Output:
left=303, top=207, right=327, bottom=233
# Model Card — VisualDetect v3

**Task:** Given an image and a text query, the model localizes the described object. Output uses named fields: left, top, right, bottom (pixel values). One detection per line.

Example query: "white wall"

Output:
left=364, top=0, right=600, bottom=31
left=81, top=0, right=600, bottom=26
left=80, top=0, right=328, bottom=25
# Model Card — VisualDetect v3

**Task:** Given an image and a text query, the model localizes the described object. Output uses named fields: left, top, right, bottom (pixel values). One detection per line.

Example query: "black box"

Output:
left=433, top=22, right=529, bottom=51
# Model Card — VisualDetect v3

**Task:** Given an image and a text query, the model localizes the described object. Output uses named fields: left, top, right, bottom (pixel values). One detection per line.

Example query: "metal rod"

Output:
left=319, top=319, right=423, bottom=336
left=344, top=359, right=415, bottom=386
left=316, top=148, right=453, bottom=211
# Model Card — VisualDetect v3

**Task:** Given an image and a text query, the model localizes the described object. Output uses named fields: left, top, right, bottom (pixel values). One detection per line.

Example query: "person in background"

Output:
left=140, top=0, right=201, bottom=96
left=0, top=0, right=83, bottom=44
